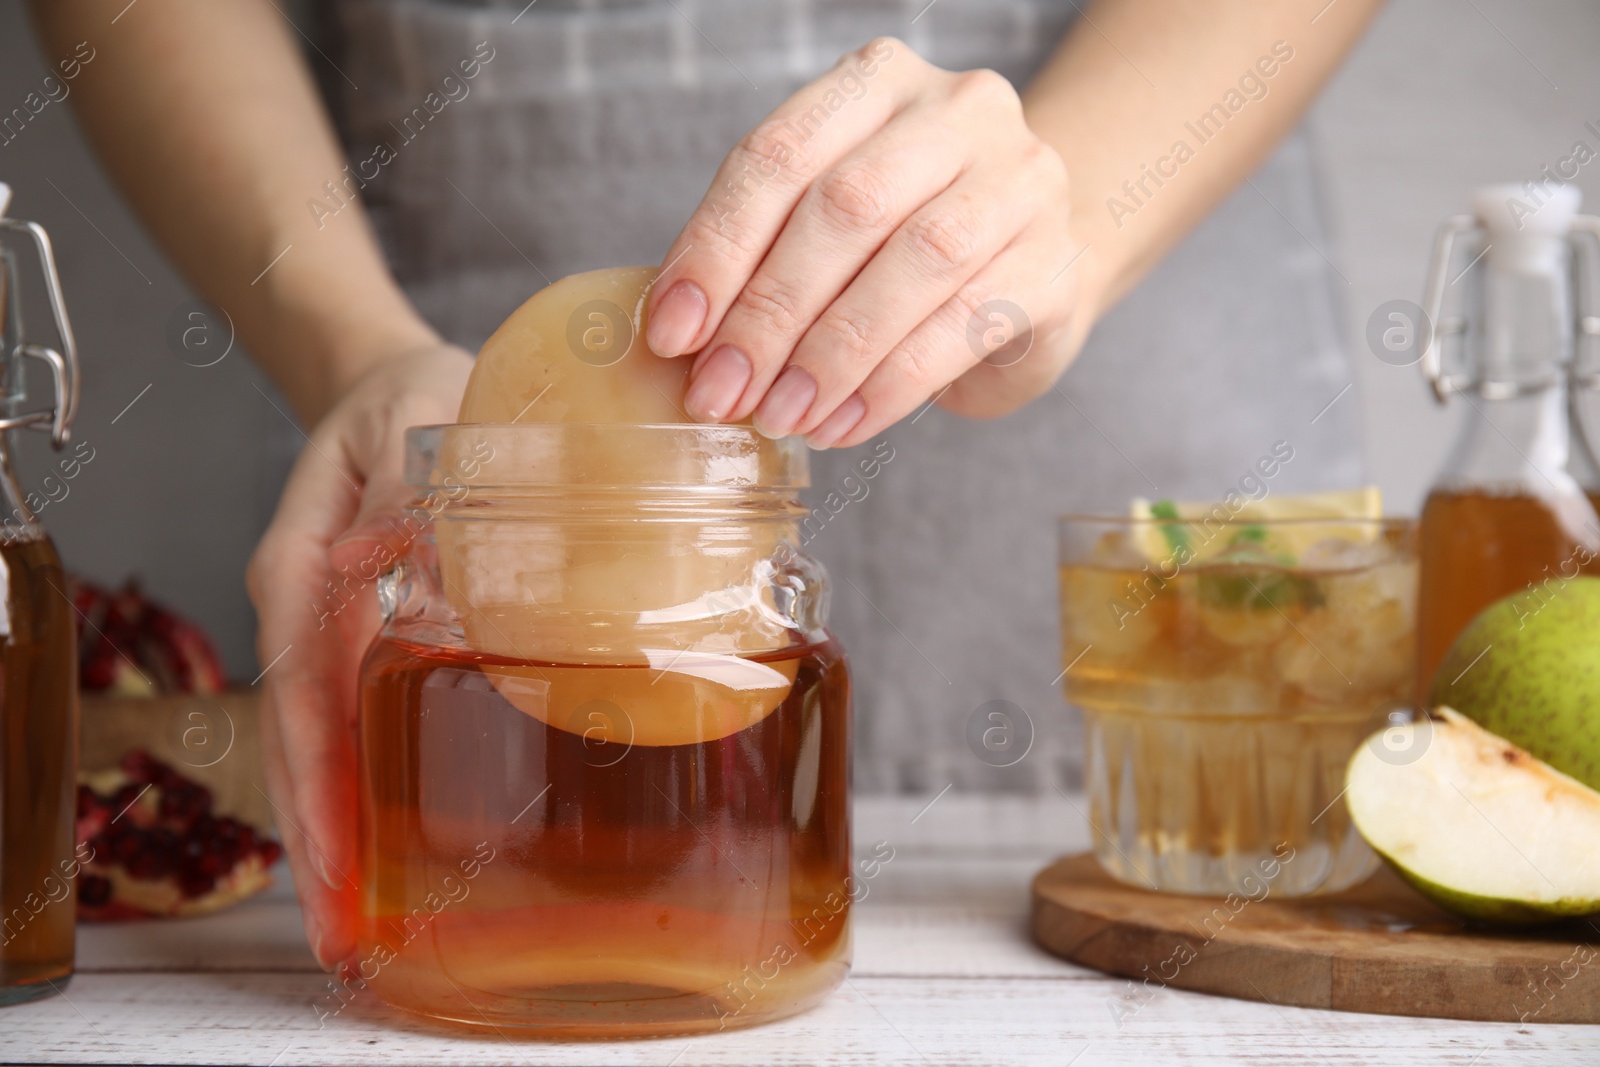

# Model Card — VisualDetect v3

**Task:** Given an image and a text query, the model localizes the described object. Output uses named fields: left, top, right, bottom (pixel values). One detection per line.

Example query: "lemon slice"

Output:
left=1129, top=487, right=1383, bottom=566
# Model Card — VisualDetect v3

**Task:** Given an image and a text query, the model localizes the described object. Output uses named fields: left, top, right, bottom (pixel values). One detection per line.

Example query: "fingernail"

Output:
left=305, top=911, right=333, bottom=972
left=689, top=345, right=719, bottom=378
left=684, top=345, right=752, bottom=423
left=753, top=366, right=818, bottom=439
left=647, top=280, right=708, bottom=357
left=805, top=393, right=867, bottom=450
left=314, top=851, right=345, bottom=890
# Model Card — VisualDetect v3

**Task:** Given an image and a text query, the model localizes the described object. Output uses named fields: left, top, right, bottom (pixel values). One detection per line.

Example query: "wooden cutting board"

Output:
left=1032, top=852, right=1600, bottom=1024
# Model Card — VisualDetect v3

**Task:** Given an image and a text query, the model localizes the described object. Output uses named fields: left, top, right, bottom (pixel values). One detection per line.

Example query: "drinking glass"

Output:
left=1058, top=514, right=1418, bottom=896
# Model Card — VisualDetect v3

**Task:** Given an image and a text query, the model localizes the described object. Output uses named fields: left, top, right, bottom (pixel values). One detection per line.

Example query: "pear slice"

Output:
left=1346, top=707, right=1600, bottom=925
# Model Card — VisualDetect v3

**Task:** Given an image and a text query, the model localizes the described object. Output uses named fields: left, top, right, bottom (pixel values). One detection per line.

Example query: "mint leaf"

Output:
left=1149, top=500, right=1189, bottom=555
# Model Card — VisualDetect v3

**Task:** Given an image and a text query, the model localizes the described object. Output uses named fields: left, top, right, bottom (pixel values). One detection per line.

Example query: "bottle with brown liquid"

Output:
left=356, top=424, right=850, bottom=1037
left=1415, top=184, right=1600, bottom=692
left=0, top=188, right=84, bottom=1006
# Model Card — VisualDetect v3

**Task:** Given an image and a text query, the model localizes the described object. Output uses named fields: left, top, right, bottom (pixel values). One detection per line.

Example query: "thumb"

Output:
left=328, top=475, right=422, bottom=577
left=325, top=344, right=474, bottom=572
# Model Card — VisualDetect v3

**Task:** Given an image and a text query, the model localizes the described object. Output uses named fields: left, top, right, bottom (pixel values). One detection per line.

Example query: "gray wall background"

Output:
left=0, top=0, right=1596, bottom=681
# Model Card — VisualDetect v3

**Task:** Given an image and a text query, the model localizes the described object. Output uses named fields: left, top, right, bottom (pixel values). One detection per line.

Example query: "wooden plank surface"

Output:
left=2, top=796, right=1593, bottom=1066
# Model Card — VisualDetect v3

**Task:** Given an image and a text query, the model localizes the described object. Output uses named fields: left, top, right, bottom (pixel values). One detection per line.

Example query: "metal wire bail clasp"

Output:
left=1566, top=214, right=1600, bottom=474
left=1418, top=213, right=1478, bottom=405
left=0, top=216, right=80, bottom=447
left=1570, top=214, right=1600, bottom=397
left=1422, top=204, right=1600, bottom=407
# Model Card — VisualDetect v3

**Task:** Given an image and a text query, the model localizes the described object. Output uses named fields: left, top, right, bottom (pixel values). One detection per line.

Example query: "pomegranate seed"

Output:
left=148, top=828, right=180, bottom=872
left=158, top=790, right=187, bottom=823
left=76, top=785, right=100, bottom=819
left=178, top=870, right=216, bottom=898
left=119, top=750, right=165, bottom=785
left=112, top=830, right=144, bottom=864
left=126, top=848, right=166, bottom=880
left=161, top=784, right=212, bottom=826
left=79, top=875, right=112, bottom=908
left=111, top=783, right=145, bottom=813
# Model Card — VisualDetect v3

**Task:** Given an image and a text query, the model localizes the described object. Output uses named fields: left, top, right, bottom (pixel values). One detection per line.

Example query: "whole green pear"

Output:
left=1430, top=574, right=1600, bottom=792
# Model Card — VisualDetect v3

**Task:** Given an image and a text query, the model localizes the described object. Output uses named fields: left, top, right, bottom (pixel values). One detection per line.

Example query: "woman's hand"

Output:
left=646, top=38, right=1096, bottom=449
left=246, top=345, right=472, bottom=969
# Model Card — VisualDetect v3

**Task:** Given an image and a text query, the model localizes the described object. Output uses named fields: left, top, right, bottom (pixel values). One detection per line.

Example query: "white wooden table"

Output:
left=3, top=795, right=1592, bottom=1065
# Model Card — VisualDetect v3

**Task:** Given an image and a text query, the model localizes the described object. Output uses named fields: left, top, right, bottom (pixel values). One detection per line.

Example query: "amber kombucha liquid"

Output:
left=357, top=634, right=851, bottom=1037
left=1060, top=543, right=1415, bottom=896
left=1417, top=489, right=1600, bottom=694
left=0, top=537, right=79, bottom=1004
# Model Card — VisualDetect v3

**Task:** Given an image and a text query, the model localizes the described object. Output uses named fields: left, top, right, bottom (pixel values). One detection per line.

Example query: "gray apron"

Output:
left=324, top=0, right=1365, bottom=793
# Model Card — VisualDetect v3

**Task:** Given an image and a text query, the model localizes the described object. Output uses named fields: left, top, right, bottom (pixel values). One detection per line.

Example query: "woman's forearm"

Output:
left=1025, top=0, right=1383, bottom=321
left=28, top=0, right=438, bottom=425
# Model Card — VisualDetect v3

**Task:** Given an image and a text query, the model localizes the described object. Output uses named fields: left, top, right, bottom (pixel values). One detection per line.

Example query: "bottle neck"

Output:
left=1438, top=191, right=1600, bottom=495
left=1437, top=379, right=1597, bottom=496
left=1467, top=233, right=1575, bottom=391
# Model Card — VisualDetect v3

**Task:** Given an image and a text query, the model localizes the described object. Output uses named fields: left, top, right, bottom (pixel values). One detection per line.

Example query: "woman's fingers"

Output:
left=258, top=688, right=347, bottom=969
left=656, top=40, right=1088, bottom=440
left=683, top=108, right=969, bottom=425
left=828, top=230, right=1079, bottom=449
left=247, top=434, right=364, bottom=967
left=332, top=346, right=473, bottom=561
left=938, top=262, right=1093, bottom=422
left=770, top=159, right=1044, bottom=440
left=246, top=347, right=472, bottom=970
left=646, top=39, right=916, bottom=360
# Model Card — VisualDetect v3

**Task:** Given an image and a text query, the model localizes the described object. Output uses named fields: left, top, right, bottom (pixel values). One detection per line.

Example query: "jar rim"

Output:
left=405, top=423, right=809, bottom=490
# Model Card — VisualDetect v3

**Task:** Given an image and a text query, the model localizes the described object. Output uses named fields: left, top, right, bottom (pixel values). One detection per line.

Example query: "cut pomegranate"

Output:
left=76, top=750, right=282, bottom=921
left=70, top=576, right=227, bottom=695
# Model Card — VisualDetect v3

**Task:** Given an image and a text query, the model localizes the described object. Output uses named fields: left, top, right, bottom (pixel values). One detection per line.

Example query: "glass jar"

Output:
left=1058, top=515, right=1417, bottom=897
left=0, top=201, right=82, bottom=1006
left=357, top=424, right=851, bottom=1037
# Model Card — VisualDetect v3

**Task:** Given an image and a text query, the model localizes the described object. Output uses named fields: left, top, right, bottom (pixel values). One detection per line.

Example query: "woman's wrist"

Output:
left=319, top=315, right=446, bottom=415
left=257, top=251, right=443, bottom=425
